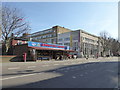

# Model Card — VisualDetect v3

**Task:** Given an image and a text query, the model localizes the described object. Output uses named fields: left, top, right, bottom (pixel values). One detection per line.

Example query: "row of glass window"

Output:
left=82, top=43, right=98, bottom=49
left=58, top=42, right=78, bottom=47
left=58, top=43, right=70, bottom=46
left=58, top=38, right=70, bottom=41
left=82, top=37, right=98, bottom=43
left=31, top=29, right=54, bottom=37
left=32, top=34, right=56, bottom=40
left=32, top=38, right=57, bottom=43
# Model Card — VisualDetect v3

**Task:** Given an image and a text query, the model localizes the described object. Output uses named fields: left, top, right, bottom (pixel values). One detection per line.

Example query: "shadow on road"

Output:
left=2, top=61, right=119, bottom=89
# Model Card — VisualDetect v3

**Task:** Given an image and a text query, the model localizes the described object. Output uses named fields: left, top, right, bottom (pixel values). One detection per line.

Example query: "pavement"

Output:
left=1, top=57, right=119, bottom=89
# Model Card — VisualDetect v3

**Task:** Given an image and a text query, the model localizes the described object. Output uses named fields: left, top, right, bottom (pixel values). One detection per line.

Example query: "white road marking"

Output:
left=1, top=74, right=35, bottom=80
left=54, top=64, right=59, bottom=66
left=1, top=72, right=44, bottom=80
left=8, top=67, right=20, bottom=70
left=27, top=66, right=36, bottom=68
left=72, top=76, right=76, bottom=79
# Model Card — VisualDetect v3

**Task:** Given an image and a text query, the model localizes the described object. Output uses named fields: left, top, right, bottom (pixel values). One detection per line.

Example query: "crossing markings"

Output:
left=1, top=72, right=44, bottom=80
left=27, top=66, right=36, bottom=68
left=8, top=67, right=20, bottom=70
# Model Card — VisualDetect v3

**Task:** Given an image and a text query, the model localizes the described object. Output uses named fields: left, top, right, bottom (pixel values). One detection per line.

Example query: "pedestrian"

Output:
left=96, top=53, right=98, bottom=59
left=86, top=55, right=88, bottom=59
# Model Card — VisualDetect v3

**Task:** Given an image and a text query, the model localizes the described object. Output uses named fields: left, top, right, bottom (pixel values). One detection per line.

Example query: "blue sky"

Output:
left=3, top=2, right=118, bottom=38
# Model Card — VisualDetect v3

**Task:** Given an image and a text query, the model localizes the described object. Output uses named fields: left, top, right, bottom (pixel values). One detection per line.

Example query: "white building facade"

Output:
left=57, top=32, right=71, bottom=46
left=57, top=30, right=102, bottom=58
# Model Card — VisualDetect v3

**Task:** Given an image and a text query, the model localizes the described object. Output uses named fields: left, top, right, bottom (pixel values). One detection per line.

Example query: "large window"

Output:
left=47, top=34, right=52, bottom=38
left=64, top=43, right=70, bottom=46
left=74, top=42, right=78, bottom=47
left=85, top=37, right=95, bottom=43
left=64, top=38, right=70, bottom=41
left=53, top=33, right=56, bottom=37
left=43, top=35, right=46, bottom=38
left=58, top=38, right=63, bottom=41
left=58, top=43, right=63, bottom=45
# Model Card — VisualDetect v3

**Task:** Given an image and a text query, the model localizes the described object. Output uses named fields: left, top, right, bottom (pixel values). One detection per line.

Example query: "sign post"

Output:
left=23, top=53, right=27, bottom=62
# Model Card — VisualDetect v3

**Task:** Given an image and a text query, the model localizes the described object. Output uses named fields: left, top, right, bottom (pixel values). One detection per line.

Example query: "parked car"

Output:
left=67, top=54, right=72, bottom=59
left=72, top=54, right=78, bottom=59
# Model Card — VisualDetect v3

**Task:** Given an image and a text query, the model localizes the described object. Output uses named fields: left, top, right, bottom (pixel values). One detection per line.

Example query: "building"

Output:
left=6, top=36, right=73, bottom=61
left=7, top=37, right=28, bottom=55
left=80, top=30, right=102, bottom=58
left=57, top=32, right=71, bottom=46
left=26, top=26, right=71, bottom=44
left=57, top=29, right=102, bottom=58
left=13, top=41, right=73, bottom=61
left=24, top=25, right=103, bottom=58
left=57, top=30, right=80, bottom=55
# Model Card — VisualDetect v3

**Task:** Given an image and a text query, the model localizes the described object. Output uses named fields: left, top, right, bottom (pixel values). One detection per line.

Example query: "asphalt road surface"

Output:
left=1, top=57, right=119, bottom=88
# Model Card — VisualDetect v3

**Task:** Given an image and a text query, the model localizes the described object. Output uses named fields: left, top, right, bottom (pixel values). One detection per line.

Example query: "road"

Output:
left=1, top=57, right=119, bottom=89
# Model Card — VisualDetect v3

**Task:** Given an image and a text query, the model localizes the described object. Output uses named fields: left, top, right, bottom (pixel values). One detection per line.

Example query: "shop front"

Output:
left=28, top=41, right=73, bottom=61
left=13, top=41, right=74, bottom=61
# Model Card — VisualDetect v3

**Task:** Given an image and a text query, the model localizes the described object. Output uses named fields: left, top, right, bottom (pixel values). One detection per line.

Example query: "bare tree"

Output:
left=99, top=31, right=120, bottom=56
left=2, top=5, right=30, bottom=54
left=99, top=31, right=111, bottom=56
left=111, top=39, right=120, bottom=56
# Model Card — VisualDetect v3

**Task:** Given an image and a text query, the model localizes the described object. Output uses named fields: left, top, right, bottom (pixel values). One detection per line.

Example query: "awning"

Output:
left=28, top=46, right=74, bottom=52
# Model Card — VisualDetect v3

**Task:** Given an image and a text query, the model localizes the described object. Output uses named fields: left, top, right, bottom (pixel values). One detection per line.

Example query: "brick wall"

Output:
left=53, top=26, right=71, bottom=34
left=13, top=44, right=28, bottom=56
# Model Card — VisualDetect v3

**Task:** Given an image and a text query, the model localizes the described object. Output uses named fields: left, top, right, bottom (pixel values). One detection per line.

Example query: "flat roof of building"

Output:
left=80, top=29, right=99, bottom=38
left=31, top=25, right=72, bottom=34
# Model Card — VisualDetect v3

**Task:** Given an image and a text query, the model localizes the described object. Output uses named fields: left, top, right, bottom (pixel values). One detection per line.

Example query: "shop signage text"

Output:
left=28, top=41, right=70, bottom=50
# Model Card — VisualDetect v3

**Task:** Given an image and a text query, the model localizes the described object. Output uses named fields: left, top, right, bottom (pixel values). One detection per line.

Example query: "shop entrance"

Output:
left=36, top=50, right=52, bottom=60
left=36, top=50, right=69, bottom=60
